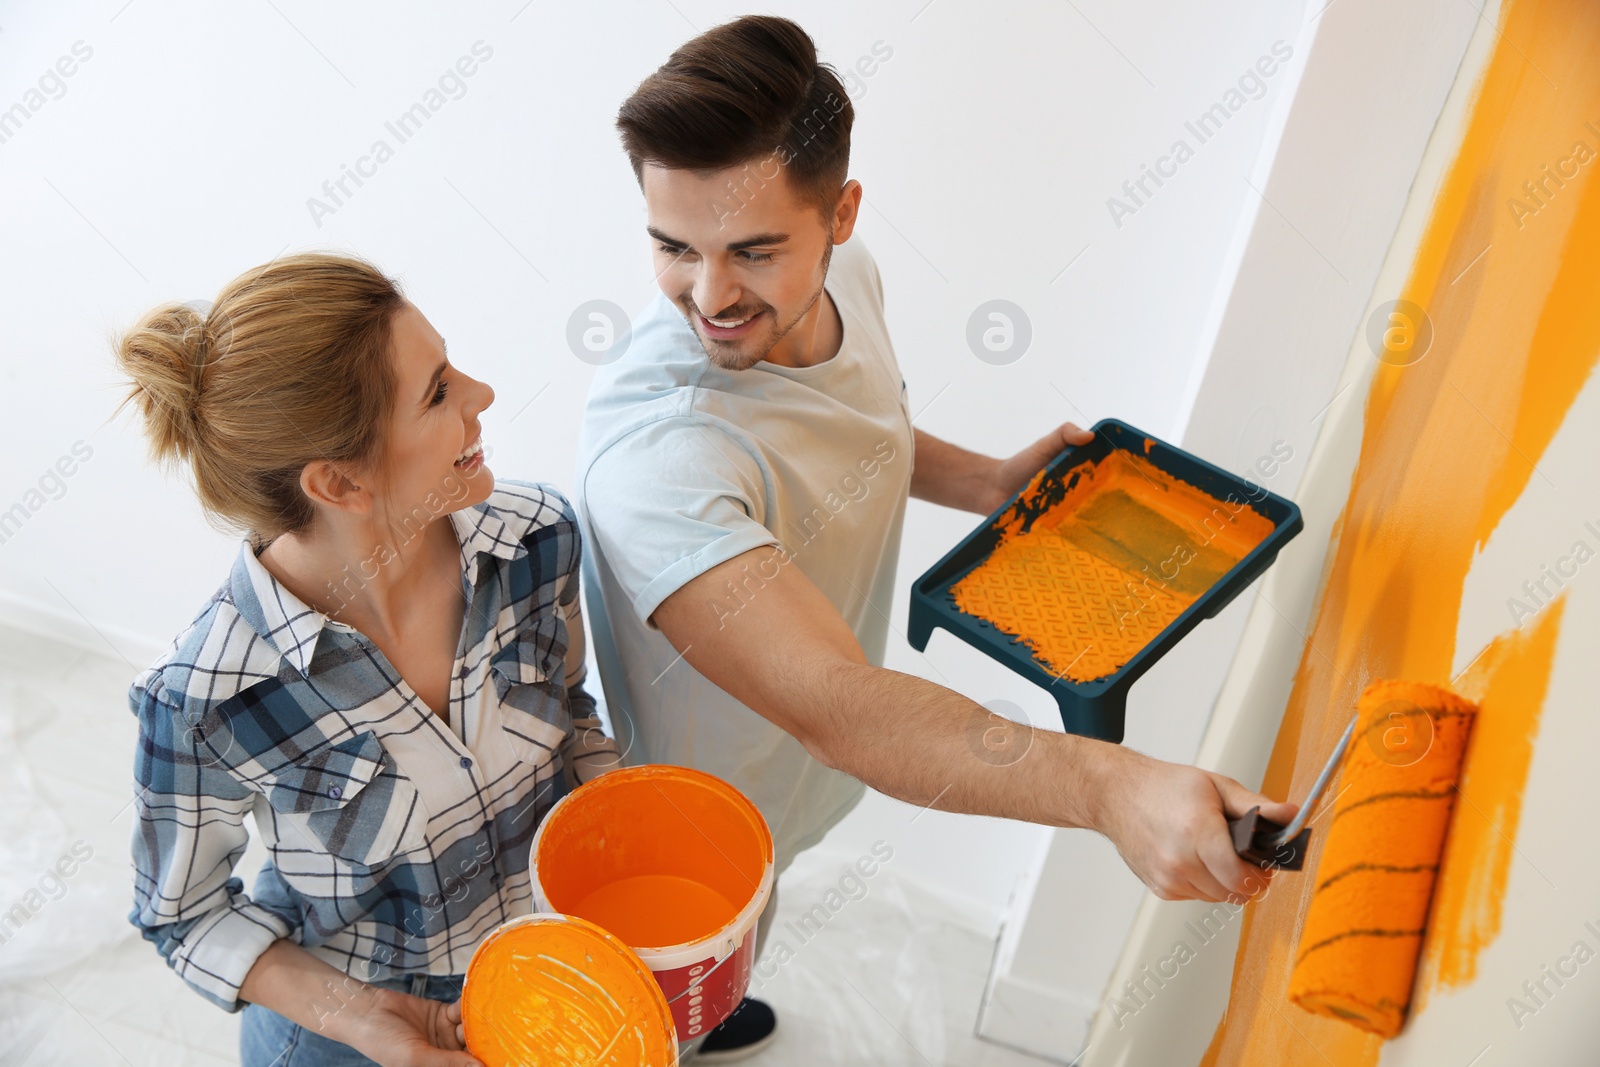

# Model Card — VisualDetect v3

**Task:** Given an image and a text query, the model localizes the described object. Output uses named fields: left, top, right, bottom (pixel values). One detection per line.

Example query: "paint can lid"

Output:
left=462, top=912, right=677, bottom=1066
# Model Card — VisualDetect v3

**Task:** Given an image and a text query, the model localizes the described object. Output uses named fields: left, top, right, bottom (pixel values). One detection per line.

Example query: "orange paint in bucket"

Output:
left=531, top=765, right=775, bottom=1044
left=573, top=874, right=740, bottom=947
left=461, top=913, right=676, bottom=1066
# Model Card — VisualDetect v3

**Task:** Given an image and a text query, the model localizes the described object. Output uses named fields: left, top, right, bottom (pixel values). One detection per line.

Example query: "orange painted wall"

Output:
left=1200, top=0, right=1600, bottom=1061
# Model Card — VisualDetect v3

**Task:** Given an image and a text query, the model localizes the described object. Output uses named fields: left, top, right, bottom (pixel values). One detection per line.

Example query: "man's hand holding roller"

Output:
left=1090, top=747, right=1299, bottom=901
left=651, top=419, right=1296, bottom=904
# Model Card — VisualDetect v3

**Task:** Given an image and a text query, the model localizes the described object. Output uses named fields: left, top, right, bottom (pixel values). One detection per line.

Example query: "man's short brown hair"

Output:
left=616, top=15, right=853, bottom=216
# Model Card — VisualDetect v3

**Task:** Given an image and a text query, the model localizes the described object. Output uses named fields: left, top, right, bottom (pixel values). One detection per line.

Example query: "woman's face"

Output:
left=373, top=302, right=496, bottom=527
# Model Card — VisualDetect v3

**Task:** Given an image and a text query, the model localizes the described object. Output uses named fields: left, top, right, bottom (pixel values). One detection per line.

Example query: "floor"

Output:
left=0, top=622, right=1057, bottom=1066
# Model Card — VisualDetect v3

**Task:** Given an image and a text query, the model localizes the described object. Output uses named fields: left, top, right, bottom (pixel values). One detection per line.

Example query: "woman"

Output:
left=118, top=253, right=617, bottom=1067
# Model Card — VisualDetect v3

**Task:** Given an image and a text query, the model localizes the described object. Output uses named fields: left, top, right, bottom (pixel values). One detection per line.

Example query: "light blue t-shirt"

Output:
left=574, top=236, right=915, bottom=875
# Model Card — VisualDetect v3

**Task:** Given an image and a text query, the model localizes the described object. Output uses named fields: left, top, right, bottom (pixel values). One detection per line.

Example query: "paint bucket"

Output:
left=461, top=912, right=677, bottom=1066
left=530, top=764, right=774, bottom=1043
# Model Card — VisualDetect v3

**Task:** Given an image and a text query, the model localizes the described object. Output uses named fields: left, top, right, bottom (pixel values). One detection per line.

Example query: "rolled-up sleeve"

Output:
left=129, top=679, right=294, bottom=1012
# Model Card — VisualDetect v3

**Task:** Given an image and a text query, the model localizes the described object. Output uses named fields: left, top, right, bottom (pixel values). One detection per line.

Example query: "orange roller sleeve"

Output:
left=1287, top=679, right=1478, bottom=1038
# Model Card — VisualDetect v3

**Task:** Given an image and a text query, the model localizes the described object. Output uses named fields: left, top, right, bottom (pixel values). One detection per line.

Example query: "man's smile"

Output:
left=696, top=308, right=765, bottom=341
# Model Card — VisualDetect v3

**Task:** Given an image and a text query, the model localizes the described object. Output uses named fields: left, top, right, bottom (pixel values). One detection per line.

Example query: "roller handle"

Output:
left=1228, top=806, right=1311, bottom=871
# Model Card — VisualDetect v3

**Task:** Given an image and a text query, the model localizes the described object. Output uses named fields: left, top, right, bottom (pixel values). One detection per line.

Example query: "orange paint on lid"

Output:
left=462, top=913, right=676, bottom=1067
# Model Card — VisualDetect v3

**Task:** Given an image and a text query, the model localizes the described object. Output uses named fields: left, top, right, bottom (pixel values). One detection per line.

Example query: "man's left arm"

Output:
left=910, top=423, right=1095, bottom=515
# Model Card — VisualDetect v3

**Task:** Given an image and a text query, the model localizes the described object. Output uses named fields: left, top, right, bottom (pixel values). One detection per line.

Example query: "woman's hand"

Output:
left=347, top=988, right=482, bottom=1067
left=239, top=940, right=481, bottom=1066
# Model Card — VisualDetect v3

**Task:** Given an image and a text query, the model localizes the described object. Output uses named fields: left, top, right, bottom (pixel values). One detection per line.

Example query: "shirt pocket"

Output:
left=488, top=636, right=572, bottom=770
left=263, top=731, right=429, bottom=868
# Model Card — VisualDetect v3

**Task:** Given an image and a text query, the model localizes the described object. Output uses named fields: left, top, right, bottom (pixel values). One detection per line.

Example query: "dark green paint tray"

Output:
left=907, top=419, right=1303, bottom=743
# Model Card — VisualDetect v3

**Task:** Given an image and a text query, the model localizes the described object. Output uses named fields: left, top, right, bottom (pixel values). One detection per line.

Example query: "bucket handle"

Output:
left=664, top=937, right=738, bottom=1005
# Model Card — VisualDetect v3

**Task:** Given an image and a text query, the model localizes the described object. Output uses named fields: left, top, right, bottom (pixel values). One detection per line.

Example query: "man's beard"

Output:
left=685, top=239, right=834, bottom=371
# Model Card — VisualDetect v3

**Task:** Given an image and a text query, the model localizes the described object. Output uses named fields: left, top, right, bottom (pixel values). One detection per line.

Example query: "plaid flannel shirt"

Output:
left=129, top=481, right=617, bottom=1012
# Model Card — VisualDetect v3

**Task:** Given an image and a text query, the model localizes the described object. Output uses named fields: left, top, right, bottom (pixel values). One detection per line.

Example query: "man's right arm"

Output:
left=651, top=544, right=1297, bottom=903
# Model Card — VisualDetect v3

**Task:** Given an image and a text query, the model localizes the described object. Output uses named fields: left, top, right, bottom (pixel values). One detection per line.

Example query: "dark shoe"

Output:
left=696, top=998, right=777, bottom=1062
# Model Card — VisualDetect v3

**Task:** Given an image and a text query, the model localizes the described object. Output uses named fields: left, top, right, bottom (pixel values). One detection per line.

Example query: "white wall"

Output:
left=0, top=0, right=1300, bottom=922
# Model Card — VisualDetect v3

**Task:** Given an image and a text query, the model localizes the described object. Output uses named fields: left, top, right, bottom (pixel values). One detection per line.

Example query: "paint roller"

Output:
left=1287, top=679, right=1479, bottom=1038
left=1228, top=716, right=1355, bottom=871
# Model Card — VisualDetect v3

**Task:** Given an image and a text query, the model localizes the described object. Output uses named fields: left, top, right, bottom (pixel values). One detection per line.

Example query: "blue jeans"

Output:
left=239, top=972, right=465, bottom=1067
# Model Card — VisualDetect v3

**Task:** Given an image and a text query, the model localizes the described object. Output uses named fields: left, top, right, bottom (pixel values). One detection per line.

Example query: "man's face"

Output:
left=642, top=159, right=855, bottom=370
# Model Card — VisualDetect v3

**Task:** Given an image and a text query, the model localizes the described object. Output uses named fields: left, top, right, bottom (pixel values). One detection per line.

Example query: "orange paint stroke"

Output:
left=952, top=449, right=1274, bottom=682
left=1202, top=0, right=1600, bottom=1062
left=1417, top=596, right=1567, bottom=997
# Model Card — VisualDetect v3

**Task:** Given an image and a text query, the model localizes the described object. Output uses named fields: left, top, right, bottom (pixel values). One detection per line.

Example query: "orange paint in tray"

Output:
left=951, top=447, right=1276, bottom=683
left=909, top=419, right=1302, bottom=742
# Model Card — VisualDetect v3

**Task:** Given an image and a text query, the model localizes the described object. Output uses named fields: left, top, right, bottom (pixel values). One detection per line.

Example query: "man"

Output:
left=576, top=15, right=1295, bottom=1060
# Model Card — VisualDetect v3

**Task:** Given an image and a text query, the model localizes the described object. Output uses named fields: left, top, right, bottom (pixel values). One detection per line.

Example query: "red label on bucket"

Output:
left=657, top=941, right=757, bottom=1039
